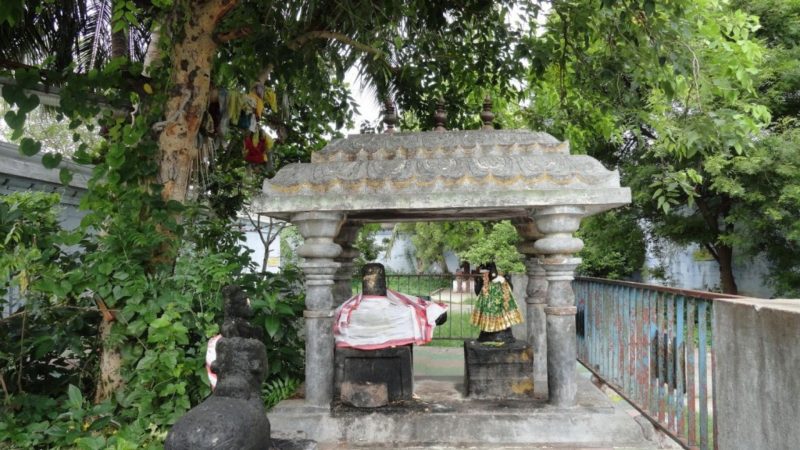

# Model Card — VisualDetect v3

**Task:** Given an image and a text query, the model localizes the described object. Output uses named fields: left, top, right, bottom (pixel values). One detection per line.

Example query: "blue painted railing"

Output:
left=574, top=278, right=741, bottom=450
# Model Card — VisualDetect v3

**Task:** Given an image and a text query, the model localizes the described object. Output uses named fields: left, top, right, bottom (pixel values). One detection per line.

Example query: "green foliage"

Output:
left=577, top=209, right=646, bottom=279
left=279, top=225, right=302, bottom=268
left=724, top=119, right=800, bottom=295
left=0, top=100, right=101, bottom=156
left=0, top=206, right=305, bottom=448
left=521, top=0, right=800, bottom=293
left=0, top=1, right=24, bottom=27
left=263, top=377, right=300, bottom=410
left=353, top=223, right=385, bottom=274
left=0, top=192, right=94, bottom=402
left=394, top=220, right=524, bottom=275
left=459, top=221, right=525, bottom=275
left=0, top=58, right=304, bottom=447
left=396, top=222, right=484, bottom=273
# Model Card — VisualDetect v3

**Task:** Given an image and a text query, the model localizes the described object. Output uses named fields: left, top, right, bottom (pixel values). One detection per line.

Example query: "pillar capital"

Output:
left=532, top=206, right=585, bottom=258
left=292, top=212, right=345, bottom=260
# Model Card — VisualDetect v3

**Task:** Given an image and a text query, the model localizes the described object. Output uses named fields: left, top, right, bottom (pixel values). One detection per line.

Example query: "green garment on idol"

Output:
left=470, top=278, right=523, bottom=333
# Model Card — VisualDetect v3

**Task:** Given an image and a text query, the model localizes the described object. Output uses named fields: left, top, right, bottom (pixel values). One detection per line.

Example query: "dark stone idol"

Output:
left=165, top=285, right=270, bottom=450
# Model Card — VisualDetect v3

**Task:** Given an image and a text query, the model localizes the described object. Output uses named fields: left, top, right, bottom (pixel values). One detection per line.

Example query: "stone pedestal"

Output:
left=334, top=346, right=414, bottom=407
left=293, top=211, right=344, bottom=407
left=464, top=340, right=534, bottom=399
left=533, top=206, right=584, bottom=407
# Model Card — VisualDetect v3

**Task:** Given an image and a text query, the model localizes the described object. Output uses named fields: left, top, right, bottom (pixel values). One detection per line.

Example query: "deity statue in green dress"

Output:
left=470, top=262, right=523, bottom=343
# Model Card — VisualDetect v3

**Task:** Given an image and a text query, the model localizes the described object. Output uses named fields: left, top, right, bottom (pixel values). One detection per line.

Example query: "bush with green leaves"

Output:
left=0, top=195, right=305, bottom=449
left=577, top=209, right=646, bottom=280
left=1, top=192, right=95, bottom=400
left=459, top=221, right=525, bottom=275
left=353, top=223, right=386, bottom=274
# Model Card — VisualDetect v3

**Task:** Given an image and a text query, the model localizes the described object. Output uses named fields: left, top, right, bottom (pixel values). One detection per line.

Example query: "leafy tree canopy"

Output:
left=2, top=1, right=800, bottom=447
left=0, top=1, right=543, bottom=446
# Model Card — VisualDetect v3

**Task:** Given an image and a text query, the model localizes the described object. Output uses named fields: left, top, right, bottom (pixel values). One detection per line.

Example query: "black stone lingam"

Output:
left=165, top=285, right=270, bottom=450
left=361, top=262, right=388, bottom=296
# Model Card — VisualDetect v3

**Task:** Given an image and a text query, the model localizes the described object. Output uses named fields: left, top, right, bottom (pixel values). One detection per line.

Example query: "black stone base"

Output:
left=334, top=346, right=413, bottom=407
left=464, top=340, right=534, bottom=399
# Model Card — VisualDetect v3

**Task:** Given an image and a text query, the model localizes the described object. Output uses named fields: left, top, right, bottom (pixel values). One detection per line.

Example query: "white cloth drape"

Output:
left=334, top=290, right=448, bottom=350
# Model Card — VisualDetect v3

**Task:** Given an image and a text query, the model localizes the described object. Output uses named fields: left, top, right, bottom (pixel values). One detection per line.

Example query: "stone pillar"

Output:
left=292, top=211, right=344, bottom=407
left=515, top=222, right=548, bottom=385
left=533, top=206, right=584, bottom=407
left=333, top=222, right=361, bottom=307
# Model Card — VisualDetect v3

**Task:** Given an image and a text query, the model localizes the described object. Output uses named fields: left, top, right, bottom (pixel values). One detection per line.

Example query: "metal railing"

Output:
left=575, top=277, right=741, bottom=450
left=352, top=273, right=482, bottom=340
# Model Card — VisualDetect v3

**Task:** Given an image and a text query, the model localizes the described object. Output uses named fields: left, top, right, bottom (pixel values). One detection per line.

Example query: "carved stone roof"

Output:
left=310, top=130, right=567, bottom=162
left=254, top=130, right=630, bottom=222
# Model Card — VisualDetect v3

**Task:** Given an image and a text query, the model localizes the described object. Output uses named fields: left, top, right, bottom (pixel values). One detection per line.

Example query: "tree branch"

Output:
left=287, top=31, right=384, bottom=58
left=211, top=0, right=240, bottom=24
left=246, top=213, right=286, bottom=272
left=704, top=242, right=720, bottom=262
left=694, top=195, right=720, bottom=236
left=214, top=27, right=251, bottom=44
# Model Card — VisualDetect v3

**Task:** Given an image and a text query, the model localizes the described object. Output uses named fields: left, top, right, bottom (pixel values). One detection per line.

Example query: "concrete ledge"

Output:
left=713, top=297, right=800, bottom=450
left=269, top=375, right=651, bottom=448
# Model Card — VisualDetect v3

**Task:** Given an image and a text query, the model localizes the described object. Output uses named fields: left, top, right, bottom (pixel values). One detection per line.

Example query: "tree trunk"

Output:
left=94, top=315, right=123, bottom=403
left=94, top=6, right=131, bottom=404
left=717, top=243, right=738, bottom=295
left=142, top=27, right=161, bottom=77
left=157, top=0, right=238, bottom=203
left=110, top=1, right=128, bottom=61
left=92, top=1, right=239, bottom=404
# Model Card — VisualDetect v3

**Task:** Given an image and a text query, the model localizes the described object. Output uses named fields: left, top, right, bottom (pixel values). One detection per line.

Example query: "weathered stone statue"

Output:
left=471, top=262, right=522, bottom=343
left=165, top=286, right=270, bottom=450
left=220, top=284, right=264, bottom=340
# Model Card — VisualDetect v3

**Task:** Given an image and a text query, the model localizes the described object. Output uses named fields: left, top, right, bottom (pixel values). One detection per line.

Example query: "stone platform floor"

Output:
left=269, top=373, right=659, bottom=448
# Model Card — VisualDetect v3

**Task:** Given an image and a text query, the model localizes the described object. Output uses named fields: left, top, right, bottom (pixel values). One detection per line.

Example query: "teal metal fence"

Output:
left=574, top=277, right=741, bottom=450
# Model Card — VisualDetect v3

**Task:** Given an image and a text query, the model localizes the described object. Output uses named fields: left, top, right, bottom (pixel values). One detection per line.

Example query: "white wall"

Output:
left=372, top=229, right=459, bottom=274
left=642, top=238, right=774, bottom=298
left=242, top=227, right=281, bottom=273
